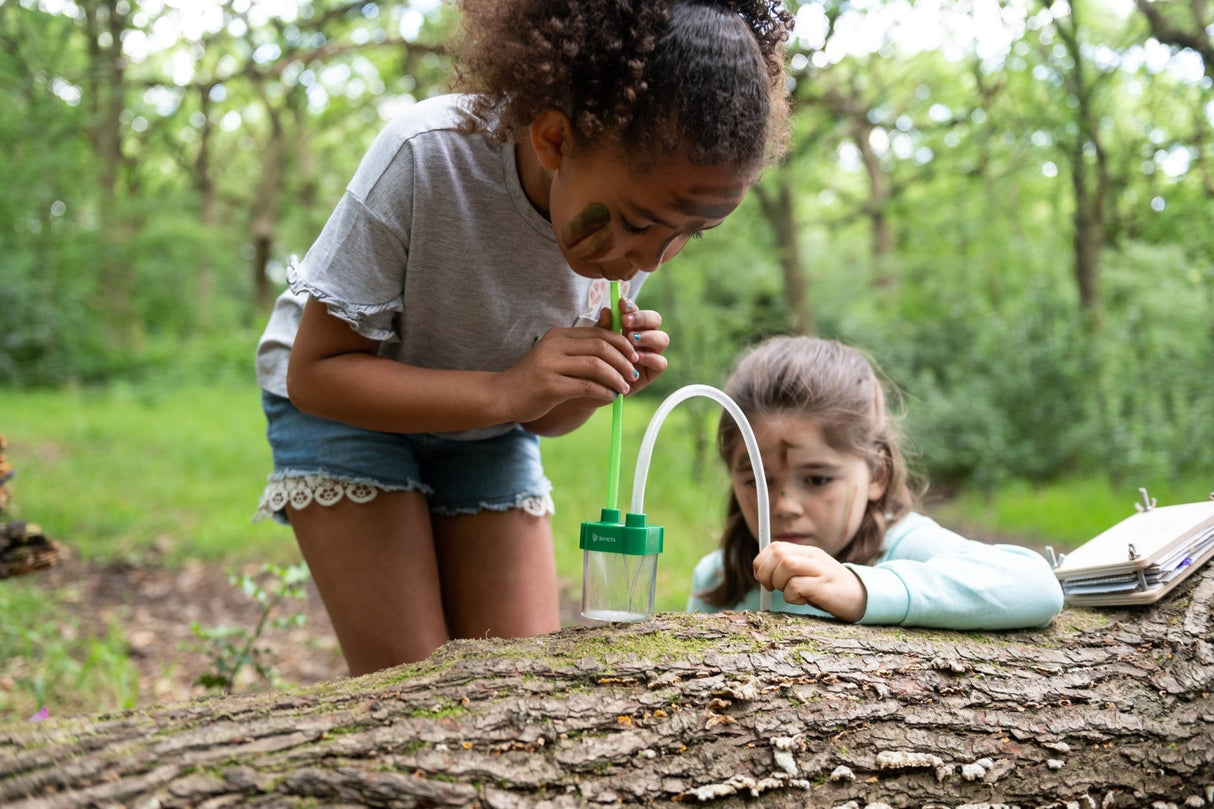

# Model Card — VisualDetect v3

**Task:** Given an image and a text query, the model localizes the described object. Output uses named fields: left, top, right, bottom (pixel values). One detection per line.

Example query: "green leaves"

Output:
left=188, top=562, right=312, bottom=693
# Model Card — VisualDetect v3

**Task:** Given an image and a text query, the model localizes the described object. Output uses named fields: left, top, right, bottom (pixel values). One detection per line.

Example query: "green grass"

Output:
left=927, top=474, right=1213, bottom=550
left=0, top=377, right=728, bottom=721
left=0, top=580, right=139, bottom=720
left=1, top=378, right=727, bottom=606
left=4, top=373, right=1208, bottom=605
left=1, top=380, right=286, bottom=565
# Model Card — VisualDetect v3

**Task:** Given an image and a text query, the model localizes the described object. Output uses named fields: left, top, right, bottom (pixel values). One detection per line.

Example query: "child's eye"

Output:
left=620, top=218, right=648, bottom=235
left=806, top=475, right=833, bottom=487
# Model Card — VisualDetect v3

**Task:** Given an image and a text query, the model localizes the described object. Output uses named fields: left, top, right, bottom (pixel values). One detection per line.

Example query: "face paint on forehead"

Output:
left=672, top=197, right=743, bottom=221
left=671, top=184, right=749, bottom=220
left=736, top=440, right=790, bottom=474
left=566, top=202, right=611, bottom=249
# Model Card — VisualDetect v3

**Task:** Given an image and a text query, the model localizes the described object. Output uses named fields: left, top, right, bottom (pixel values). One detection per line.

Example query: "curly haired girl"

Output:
left=255, top=0, right=795, bottom=674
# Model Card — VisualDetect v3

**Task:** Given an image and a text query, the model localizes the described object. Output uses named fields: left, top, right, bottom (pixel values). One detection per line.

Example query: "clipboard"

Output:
left=1049, top=489, right=1214, bottom=607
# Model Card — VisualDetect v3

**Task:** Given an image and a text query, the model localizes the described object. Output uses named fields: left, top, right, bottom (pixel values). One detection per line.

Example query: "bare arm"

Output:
left=286, top=296, right=650, bottom=435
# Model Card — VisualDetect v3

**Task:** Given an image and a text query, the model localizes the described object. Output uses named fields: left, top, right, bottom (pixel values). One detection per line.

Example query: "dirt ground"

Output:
left=22, top=549, right=346, bottom=705
left=13, top=543, right=590, bottom=710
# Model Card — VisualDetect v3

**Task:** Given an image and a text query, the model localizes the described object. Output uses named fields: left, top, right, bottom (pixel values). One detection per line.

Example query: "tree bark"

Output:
left=4, top=565, right=1214, bottom=808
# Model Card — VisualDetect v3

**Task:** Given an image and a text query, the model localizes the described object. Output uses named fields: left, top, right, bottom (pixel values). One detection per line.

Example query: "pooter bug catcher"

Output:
left=579, top=283, right=772, bottom=621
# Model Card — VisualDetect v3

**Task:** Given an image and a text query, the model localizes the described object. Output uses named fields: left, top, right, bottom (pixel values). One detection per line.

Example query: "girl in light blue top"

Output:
left=688, top=336, right=1063, bottom=630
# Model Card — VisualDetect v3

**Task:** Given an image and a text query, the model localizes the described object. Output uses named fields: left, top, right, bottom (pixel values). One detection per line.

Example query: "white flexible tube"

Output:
left=630, top=384, right=772, bottom=612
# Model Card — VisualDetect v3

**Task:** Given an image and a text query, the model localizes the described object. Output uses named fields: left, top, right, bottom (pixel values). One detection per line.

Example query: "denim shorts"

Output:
left=254, top=391, right=554, bottom=525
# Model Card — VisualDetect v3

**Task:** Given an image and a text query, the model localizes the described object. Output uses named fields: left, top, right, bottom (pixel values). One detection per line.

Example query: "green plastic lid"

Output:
left=580, top=508, right=664, bottom=556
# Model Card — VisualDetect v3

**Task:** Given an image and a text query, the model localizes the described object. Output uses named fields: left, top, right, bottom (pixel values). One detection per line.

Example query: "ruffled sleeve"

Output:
left=287, top=190, right=408, bottom=343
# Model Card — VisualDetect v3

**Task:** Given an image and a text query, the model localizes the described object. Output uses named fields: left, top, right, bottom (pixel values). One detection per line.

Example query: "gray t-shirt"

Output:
left=256, top=94, right=648, bottom=440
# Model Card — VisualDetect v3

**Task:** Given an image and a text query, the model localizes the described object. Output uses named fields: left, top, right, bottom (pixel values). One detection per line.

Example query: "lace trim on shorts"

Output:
left=253, top=474, right=399, bottom=523
left=431, top=491, right=555, bottom=518
left=252, top=475, right=554, bottom=522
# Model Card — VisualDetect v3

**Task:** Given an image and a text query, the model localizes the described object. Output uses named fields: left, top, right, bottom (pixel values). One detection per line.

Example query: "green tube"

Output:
left=607, top=281, right=623, bottom=510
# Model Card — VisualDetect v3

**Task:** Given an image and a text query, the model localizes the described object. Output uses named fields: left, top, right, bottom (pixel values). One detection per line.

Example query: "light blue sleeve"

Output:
left=687, top=550, right=726, bottom=612
left=845, top=513, right=1064, bottom=630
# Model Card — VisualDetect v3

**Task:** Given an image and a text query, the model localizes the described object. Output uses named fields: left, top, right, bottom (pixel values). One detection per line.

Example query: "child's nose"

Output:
left=772, top=488, right=802, bottom=516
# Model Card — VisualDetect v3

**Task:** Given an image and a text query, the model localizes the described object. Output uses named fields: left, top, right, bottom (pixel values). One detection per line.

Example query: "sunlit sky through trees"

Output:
left=16, top=0, right=1212, bottom=183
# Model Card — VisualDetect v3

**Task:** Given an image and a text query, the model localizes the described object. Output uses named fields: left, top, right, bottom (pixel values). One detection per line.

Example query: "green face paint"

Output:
left=566, top=202, right=611, bottom=253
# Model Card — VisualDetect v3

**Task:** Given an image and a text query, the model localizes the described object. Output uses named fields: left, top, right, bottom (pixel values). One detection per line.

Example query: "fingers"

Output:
left=499, top=297, right=666, bottom=424
left=754, top=543, right=832, bottom=601
left=754, top=542, right=808, bottom=592
left=608, top=298, right=669, bottom=390
left=534, top=327, right=638, bottom=396
left=752, top=543, right=867, bottom=622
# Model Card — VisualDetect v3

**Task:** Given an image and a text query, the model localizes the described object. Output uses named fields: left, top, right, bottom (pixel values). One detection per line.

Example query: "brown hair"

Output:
left=701, top=336, right=923, bottom=608
left=450, top=0, right=793, bottom=173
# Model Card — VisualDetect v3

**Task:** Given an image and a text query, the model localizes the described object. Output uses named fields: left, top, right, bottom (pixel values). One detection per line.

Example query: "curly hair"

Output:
left=450, top=0, right=793, bottom=173
left=700, top=336, right=925, bottom=610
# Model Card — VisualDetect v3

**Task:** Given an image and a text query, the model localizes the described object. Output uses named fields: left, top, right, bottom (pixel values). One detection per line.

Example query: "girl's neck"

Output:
left=514, top=139, right=551, bottom=220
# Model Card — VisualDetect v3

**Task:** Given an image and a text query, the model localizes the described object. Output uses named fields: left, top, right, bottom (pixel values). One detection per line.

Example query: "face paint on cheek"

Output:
left=575, top=228, right=615, bottom=262
left=566, top=202, right=610, bottom=250
left=838, top=485, right=859, bottom=546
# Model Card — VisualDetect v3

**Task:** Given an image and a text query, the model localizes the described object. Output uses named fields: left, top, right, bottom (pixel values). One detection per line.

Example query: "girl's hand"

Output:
left=501, top=297, right=670, bottom=434
left=596, top=296, right=669, bottom=395
left=496, top=319, right=644, bottom=426
left=753, top=542, right=868, bottom=623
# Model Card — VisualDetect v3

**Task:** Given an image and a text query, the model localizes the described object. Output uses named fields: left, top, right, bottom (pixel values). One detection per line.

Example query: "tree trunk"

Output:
left=193, top=85, right=218, bottom=327
left=82, top=0, right=126, bottom=206
left=81, top=0, right=138, bottom=337
left=849, top=114, right=895, bottom=287
left=1071, top=143, right=1104, bottom=322
left=1048, top=1, right=1108, bottom=328
left=250, top=85, right=286, bottom=310
left=754, top=178, right=814, bottom=335
left=4, top=565, right=1214, bottom=808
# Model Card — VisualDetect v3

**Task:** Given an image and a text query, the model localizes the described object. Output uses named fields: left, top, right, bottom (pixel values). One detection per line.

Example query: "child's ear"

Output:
left=867, top=446, right=891, bottom=502
left=529, top=108, right=574, bottom=172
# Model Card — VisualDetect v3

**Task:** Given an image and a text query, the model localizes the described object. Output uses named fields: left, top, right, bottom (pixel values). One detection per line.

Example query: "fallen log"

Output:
left=3, top=561, right=1213, bottom=808
left=0, top=435, right=60, bottom=579
left=0, top=520, right=61, bottom=579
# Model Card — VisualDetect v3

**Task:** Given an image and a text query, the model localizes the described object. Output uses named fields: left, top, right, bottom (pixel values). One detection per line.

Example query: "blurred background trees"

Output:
left=2, top=0, right=1211, bottom=492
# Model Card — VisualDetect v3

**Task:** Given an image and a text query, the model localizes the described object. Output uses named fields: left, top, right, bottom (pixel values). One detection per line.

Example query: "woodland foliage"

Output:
left=1, top=0, right=1211, bottom=490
